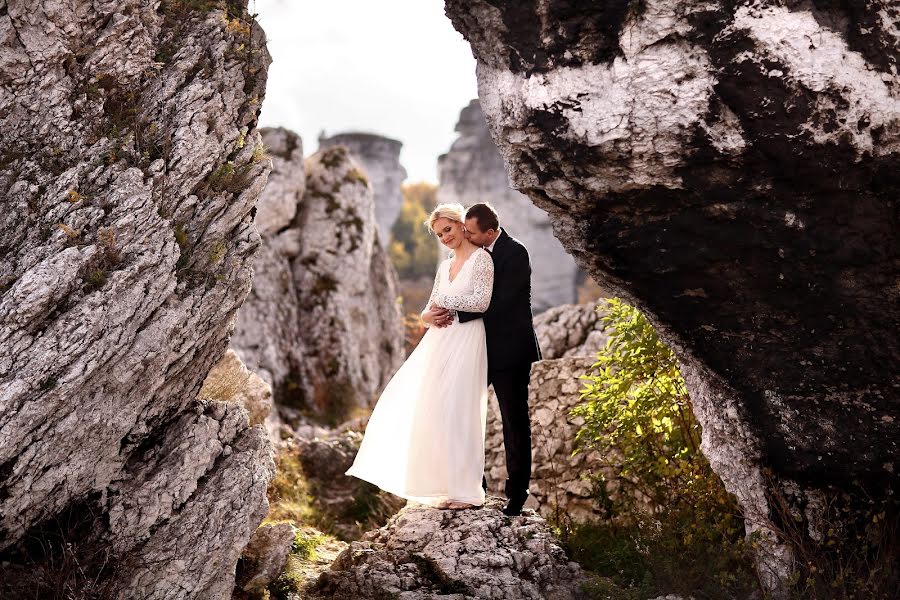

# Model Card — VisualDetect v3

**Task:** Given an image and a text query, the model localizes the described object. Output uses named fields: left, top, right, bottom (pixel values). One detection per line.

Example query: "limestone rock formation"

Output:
left=438, top=100, right=579, bottom=312
left=534, top=302, right=609, bottom=359
left=231, top=128, right=307, bottom=399
left=319, top=132, right=407, bottom=243
left=0, top=1, right=274, bottom=597
left=314, top=499, right=588, bottom=599
left=446, top=0, right=899, bottom=590
left=232, top=133, right=406, bottom=423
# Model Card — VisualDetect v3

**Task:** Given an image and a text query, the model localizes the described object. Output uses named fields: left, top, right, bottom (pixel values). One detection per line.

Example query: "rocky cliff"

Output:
left=232, top=132, right=406, bottom=423
left=319, top=132, right=407, bottom=244
left=438, top=100, right=579, bottom=312
left=0, top=1, right=274, bottom=597
left=445, top=0, right=899, bottom=590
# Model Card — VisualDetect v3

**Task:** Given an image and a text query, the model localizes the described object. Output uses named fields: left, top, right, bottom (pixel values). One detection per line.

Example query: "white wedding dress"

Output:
left=345, top=247, right=494, bottom=507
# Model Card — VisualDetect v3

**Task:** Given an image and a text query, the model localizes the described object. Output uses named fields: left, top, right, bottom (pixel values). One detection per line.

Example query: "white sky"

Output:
left=253, top=0, right=478, bottom=184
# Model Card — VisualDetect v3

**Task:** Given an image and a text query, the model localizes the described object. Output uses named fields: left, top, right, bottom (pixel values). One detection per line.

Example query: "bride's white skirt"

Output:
left=345, top=318, right=488, bottom=507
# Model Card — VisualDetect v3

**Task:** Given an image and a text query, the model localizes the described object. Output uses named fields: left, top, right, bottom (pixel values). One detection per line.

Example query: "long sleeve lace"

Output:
left=435, top=249, right=494, bottom=312
left=420, top=261, right=444, bottom=327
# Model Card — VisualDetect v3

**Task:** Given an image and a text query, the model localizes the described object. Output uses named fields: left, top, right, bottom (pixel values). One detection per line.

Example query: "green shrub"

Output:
left=568, top=298, right=760, bottom=598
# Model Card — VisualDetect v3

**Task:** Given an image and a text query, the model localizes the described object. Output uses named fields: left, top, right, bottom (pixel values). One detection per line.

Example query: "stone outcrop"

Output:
left=445, top=0, right=899, bottom=591
left=0, top=1, right=274, bottom=597
left=314, top=499, right=588, bottom=599
left=319, top=132, right=407, bottom=243
left=232, top=133, right=405, bottom=423
left=534, top=302, right=609, bottom=359
left=438, top=100, right=579, bottom=312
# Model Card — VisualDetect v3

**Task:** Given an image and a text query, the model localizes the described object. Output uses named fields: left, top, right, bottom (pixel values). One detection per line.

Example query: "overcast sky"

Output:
left=254, top=0, right=478, bottom=184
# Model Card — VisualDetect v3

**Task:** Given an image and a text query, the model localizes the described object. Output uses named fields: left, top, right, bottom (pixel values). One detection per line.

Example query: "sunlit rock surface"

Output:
left=233, top=135, right=405, bottom=421
left=319, top=132, right=407, bottom=244
left=446, top=0, right=899, bottom=590
left=438, top=100, right=579, bottom=312
left=0, top=1, right=274, bottom=597
left=314, top=499, right=587, bottom=599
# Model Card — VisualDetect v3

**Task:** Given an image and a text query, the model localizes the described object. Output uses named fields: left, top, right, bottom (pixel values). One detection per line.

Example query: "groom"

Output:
left=424, top=202, right=542, bottom=516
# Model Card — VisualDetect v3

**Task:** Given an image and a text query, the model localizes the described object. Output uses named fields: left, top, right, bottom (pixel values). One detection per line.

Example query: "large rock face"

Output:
left=319, top=132, right=407, bottom=243
left=0, top=2, right=274, bottom=597
left=233, top=136, right=405, bottom=422
left=438, top=100, right=579, bottom=312
left=445, top=0, right=899, bottom=590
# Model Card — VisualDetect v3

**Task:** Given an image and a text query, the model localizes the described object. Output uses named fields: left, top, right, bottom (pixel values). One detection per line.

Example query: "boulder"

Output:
left=314, top=498, right=588, bottom=599
left=445, top=0, right=899, bottom=591
left=0, top=1, right=274, bottom=597
left=295, top=427, right=406, bottom=541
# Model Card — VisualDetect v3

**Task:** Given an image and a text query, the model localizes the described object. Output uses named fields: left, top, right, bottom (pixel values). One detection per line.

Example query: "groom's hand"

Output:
left=423, top=305, right=452, bottom=328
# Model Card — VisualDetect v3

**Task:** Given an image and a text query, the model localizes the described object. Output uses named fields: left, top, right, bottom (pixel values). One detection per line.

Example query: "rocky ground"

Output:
left=313, top=498, right=588, bottom=600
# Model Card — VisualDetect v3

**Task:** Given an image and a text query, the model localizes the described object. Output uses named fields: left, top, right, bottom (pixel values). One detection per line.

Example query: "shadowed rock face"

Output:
left=438, top=100, right=580, bottom=312
left=446, top=0, right=899, bottom=588
left=318, top=132, right=407, bottom=244
left=0, top=1, right=274, bottom=596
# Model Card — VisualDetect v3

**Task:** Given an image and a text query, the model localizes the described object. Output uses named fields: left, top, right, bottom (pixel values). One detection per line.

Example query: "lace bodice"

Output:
left=421, top=248, right=494, bottom=325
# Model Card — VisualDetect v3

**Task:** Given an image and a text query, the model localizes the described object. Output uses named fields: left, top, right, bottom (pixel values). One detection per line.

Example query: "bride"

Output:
left=345, top=203, right=493, bottom=509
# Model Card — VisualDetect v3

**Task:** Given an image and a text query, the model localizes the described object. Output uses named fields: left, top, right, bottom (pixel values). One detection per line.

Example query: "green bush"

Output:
left=568, top=298, right=760, bottom=598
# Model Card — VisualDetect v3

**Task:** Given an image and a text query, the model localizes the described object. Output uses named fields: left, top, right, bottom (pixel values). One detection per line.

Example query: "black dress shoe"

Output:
left=501, top=495, right=528, bottom=516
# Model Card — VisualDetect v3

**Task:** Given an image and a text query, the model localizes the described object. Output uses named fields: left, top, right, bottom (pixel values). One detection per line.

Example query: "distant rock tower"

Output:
left=438, top=100, right=579, bottom=312
left=319, top=132, right=407, bottom=243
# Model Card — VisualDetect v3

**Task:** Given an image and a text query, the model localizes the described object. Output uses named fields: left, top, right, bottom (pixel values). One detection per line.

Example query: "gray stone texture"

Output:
left=534, top=302, right=609, bottom=360
left=319, top=132, right=407, bottom=244
left=232, top=135, right=406, bottom=420
left=314, top=498, right=588, bottom=599
left=438, top=100, right=579, bottom=312
left=445, top=0, right=899, bottom=592
left=0, top=1, right=275, bottom=597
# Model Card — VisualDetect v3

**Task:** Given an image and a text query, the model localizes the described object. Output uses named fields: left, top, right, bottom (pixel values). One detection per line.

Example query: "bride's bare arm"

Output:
left=435, top=250, right=494, bottom=313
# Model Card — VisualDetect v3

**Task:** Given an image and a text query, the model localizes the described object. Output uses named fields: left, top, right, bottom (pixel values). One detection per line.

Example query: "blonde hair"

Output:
left=425, top=202, right=466, bottom=232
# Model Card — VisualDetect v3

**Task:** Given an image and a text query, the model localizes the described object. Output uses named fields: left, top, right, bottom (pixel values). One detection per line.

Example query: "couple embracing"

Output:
left=346, top=202, right=541, bottom=516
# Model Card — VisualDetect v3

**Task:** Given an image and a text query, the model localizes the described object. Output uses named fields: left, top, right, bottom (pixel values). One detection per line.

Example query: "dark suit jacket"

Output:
left=458, top=229, right=542, bottom=371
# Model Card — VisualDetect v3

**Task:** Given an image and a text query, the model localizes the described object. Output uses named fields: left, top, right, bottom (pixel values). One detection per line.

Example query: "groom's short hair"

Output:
left=466, top=202, right=499, bottom=232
